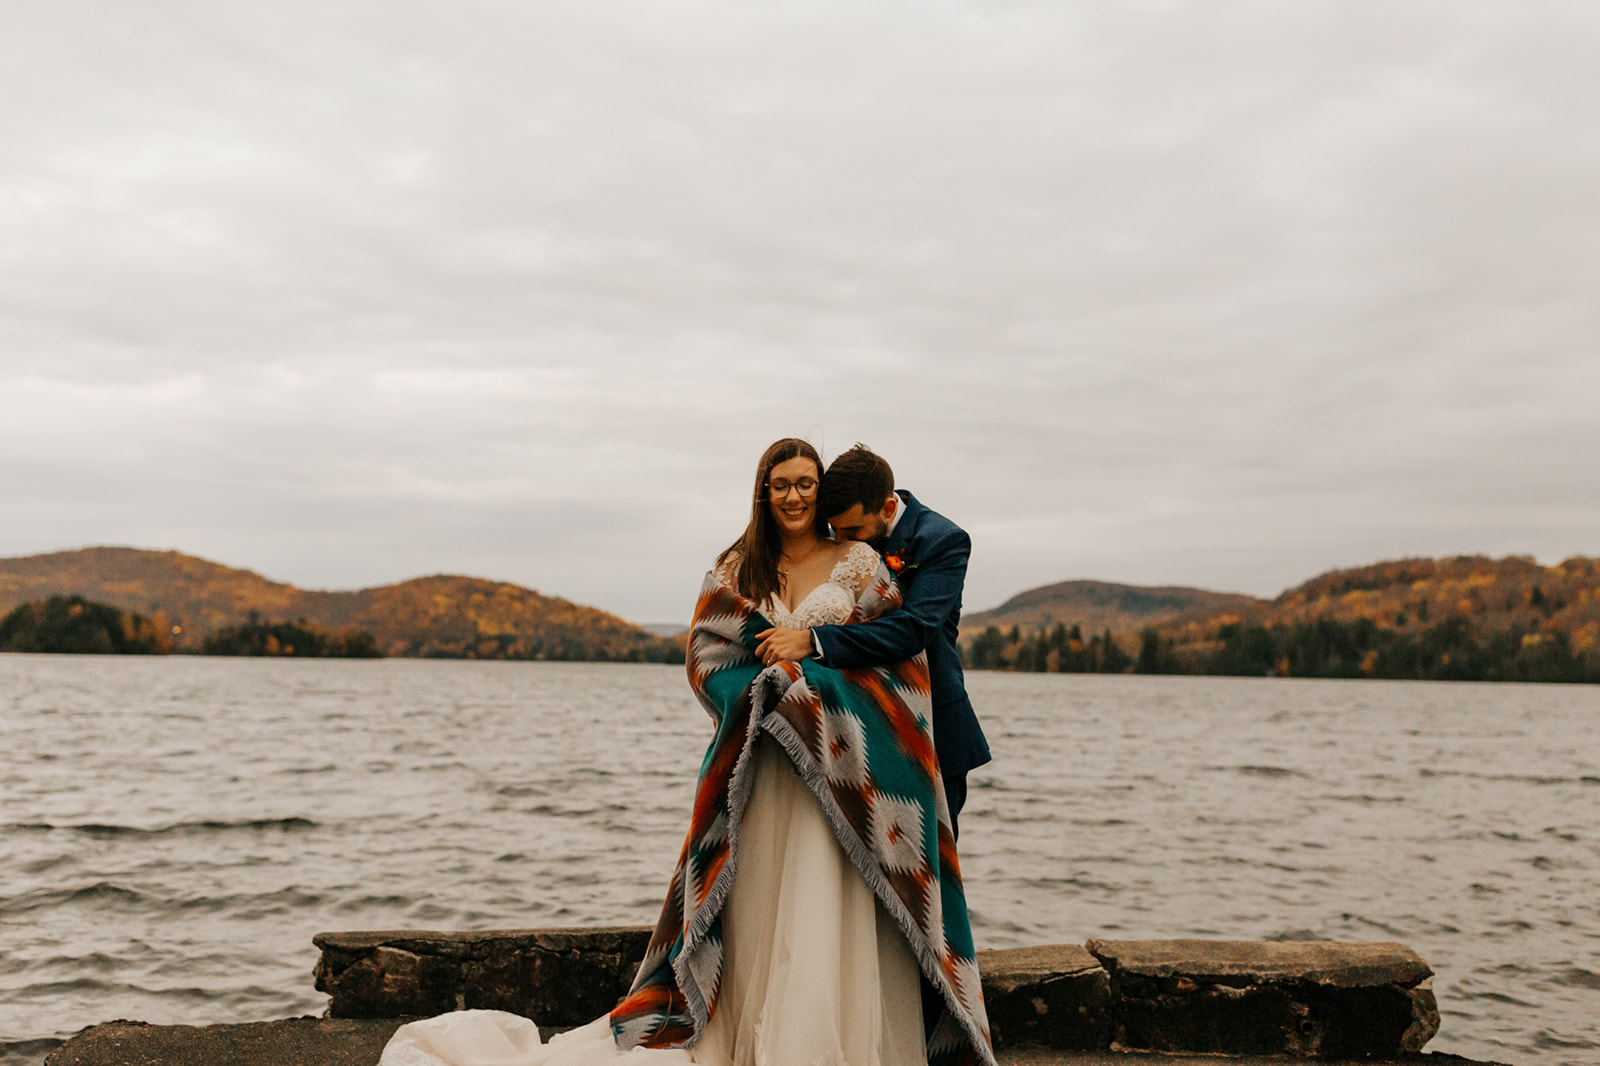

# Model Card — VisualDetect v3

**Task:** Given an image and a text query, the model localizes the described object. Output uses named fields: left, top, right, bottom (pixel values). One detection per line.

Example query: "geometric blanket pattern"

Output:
left=610, top=564, right=996, bottom=1066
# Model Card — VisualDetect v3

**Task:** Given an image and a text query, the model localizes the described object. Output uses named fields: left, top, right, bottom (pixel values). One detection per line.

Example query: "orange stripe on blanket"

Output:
left=847, top=669, right=938, bottom=776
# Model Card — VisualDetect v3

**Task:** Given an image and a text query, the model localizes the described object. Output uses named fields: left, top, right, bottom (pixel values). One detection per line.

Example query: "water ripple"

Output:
left=0, top=658, right=1596, bottom=1065
left=8, top=817, right=318, bottom=839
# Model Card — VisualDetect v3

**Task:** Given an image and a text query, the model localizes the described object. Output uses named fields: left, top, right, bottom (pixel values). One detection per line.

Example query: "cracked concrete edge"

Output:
left=1086, top=938, right=1434, bottom=989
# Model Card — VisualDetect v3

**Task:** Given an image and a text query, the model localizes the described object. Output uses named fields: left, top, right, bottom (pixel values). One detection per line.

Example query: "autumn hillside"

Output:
left=964, top=554, right=1600, bottom=681
left=0, top=548, right=678, bottom=661
left=1169, top=554, right=1600, bottom=653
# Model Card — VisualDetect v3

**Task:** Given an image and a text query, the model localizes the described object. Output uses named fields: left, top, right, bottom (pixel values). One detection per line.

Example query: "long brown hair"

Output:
left=718, top=438, right=827, bottom=605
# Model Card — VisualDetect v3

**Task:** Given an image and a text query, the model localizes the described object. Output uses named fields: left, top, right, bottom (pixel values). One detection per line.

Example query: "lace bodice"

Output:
left=717, top=541, right=880, bottom=628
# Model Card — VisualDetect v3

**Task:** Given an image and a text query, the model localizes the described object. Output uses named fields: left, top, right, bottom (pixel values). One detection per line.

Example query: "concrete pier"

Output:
left=310, top=926, right=1441, bottom=1057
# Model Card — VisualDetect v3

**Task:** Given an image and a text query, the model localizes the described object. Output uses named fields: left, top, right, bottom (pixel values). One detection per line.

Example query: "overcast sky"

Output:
left=2, top=1, right=1596, bottom=624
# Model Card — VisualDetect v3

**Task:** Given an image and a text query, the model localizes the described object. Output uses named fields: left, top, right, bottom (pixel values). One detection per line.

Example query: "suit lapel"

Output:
left=884, top=490, right=922, bottom=556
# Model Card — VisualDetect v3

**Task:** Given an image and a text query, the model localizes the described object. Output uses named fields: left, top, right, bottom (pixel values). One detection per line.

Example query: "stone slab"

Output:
left=978, top=944, right=1111, bottom=1050
left=1087, top=939, right=1439, bottom=1058
left=313, top=927, right=652, bottom=1027
left=44, top=1018, right=406, bottom=1066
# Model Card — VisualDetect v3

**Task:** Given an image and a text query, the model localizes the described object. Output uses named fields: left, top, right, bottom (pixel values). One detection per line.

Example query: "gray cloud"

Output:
left=2, top=1, right=1597, bottom=622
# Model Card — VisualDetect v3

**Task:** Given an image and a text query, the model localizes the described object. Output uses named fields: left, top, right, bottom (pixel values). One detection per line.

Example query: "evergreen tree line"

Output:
left=0, top=595, right=172, bottom=655
left=0, top=597, right=384, bottom=658
left=963, top=617, right=1599, bottom=683
left=964, top=623, right=1133, bottom=673
left=409, top=632, right=684, bottom=663
left=202, top=612, right=381, bottom=658
left=0, top=596, right=683, bottom=662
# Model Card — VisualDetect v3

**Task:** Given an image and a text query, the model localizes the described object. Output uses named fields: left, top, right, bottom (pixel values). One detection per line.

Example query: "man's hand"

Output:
left=754, top=626, right=814, bottom=666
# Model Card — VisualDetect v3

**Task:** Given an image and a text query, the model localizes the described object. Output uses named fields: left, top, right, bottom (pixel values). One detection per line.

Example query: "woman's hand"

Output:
left=755, top=626, right=814, bottom=666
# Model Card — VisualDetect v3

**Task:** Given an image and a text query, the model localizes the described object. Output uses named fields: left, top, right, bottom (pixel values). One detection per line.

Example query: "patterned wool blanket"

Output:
left=610, top=564, right=995, bottom=1066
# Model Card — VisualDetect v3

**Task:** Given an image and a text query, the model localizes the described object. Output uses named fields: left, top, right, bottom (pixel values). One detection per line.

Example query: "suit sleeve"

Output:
left=812, top=528, right=970, bottom=668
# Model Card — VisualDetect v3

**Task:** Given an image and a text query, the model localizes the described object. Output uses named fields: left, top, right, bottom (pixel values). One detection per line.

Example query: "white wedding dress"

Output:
left=381, top=541, right=928, bottom=1066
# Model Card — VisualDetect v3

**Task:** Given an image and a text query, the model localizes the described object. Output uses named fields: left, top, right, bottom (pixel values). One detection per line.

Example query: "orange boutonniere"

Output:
left=884, top=552, right=915, bottom=574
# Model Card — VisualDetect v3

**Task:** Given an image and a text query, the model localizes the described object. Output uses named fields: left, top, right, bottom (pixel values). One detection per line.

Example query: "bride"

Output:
left=381, top=439, right=993, bottom=1066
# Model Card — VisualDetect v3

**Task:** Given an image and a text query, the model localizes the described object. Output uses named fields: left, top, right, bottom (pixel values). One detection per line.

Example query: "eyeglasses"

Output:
left=766, top=477, right=818, bottom=499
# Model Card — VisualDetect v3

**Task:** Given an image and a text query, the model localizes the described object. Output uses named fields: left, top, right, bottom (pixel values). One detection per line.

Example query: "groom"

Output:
left=756, top=444, right=991, bottom=840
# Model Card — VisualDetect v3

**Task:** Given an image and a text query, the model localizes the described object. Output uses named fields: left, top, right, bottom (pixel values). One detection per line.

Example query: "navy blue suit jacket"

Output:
left=812, top=491, right=991, bottom=778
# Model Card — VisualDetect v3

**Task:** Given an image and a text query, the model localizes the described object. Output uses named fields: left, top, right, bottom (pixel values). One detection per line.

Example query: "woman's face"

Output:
left=766, top=455, right=820, bottom=539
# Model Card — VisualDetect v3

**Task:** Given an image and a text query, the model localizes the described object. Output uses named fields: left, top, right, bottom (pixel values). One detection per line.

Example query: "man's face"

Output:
left=827, top=496, right=897, bottom=546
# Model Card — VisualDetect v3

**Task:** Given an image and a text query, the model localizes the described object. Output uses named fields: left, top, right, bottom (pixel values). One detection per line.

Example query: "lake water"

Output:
left=2, top=656, right=1597, bottom=1065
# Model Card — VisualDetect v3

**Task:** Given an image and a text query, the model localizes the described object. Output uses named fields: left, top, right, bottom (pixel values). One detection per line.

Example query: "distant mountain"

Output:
left=962, top=555, right=1600, bottom=648
left=964, top=554, right=1600, bottom=682
left=962, top=579, right=1263, bottom=637
left=0, top=547, right=678, bottom=661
